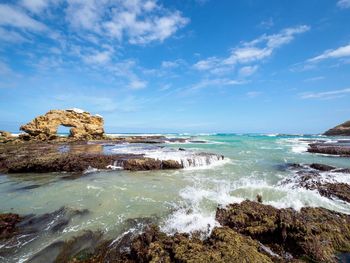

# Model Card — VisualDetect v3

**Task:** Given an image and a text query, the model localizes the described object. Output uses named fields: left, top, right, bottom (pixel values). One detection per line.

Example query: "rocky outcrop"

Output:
left=0, top=142, right=188, bottom=175
left=0, top=130, right=13, bottom=143
left=62, top=201, right=350, bottom=263
left=308, top=142, right=350, bottom=156
left=71, top=225, right=273, bottom=263
left=20, top=109, right=104, bottom=140
left=279, top=163, right=350, bottom=203
left=216, top=200, right=350, bottom=262
left=324, top=120, right=350, bottom=136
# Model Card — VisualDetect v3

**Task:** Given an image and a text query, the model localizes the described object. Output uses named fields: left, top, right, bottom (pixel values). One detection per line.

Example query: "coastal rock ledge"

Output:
left=20, top=109, right=104, bottom=140
left=324, top=120, right=350, bottom=136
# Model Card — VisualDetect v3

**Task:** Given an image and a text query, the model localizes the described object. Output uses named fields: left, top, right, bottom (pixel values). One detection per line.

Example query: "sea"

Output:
left=0, top=133, right=350, bottom=262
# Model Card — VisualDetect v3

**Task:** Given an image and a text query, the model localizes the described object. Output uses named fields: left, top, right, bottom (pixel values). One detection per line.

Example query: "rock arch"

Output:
left=20, top=109, right=105, bottom=140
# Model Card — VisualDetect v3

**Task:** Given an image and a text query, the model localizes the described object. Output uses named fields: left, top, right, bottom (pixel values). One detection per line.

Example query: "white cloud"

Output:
left=0, top=4, right=47, bottom=31
left=161, top=59, right=184, bottom=68
left=300, top=88, right=350, bottom=100
left=83, top=50, right=112, bottom=65
left=307, top=44, right=350, bottom=63
left=0, top=61, right=13, bottom=76
left=246, top=91, right=262, bottom=98
left=239, top=65, right=259, bottom=77
left=65, top=0, right=189, bottom=45
left=194, top=25, right=309, bottom=73
left=0, top=27, right=28, bottom=43
left=20, top=0, right=53, bottom=14
left=129, top=79, right=147, bottom=90
left=337, top=0, right=350, bottom=9
left=191, top=78, right=245, bottom=90
left=259, top=18, right=274, bottom=29
left=303, top=76, right=325, bottom=82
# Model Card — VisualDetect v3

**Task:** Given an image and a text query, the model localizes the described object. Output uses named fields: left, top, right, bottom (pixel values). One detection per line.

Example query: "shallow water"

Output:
left=1, top=134, right=350, bottom=262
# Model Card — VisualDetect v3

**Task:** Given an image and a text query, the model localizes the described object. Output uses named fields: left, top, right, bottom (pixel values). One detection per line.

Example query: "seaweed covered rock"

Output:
left=20, top=109, right=104, bottom=140
left=216, top=200, right=350, bottom=262
left=75, top=225, right=272, bottom=263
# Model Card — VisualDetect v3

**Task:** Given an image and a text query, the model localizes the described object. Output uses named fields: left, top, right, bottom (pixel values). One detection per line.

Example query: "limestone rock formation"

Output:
left=324, top=120, right=350, bottom=136
left=20, top=109, right=104, bottom=140
left=0, top=131, right=13, bottom=143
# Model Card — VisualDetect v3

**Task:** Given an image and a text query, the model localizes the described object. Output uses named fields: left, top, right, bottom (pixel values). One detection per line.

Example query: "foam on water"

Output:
left=110, top=145, right=227, bottom=169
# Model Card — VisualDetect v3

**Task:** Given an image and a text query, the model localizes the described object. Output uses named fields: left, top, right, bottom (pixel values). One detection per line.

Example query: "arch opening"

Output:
left=57, top=125, right=72, bottom=137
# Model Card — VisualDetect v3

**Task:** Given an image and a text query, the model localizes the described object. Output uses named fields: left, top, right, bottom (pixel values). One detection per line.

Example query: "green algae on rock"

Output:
left=216, top=200, right=350, bottom=262
left=71, top=225, right=272, bottom=263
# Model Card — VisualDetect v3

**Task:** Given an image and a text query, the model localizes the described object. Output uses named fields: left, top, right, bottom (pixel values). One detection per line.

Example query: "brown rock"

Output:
left=122, top=158, right=162, bottom=171
left=75, top=225, right=272, bottom=263
left=0, top=213, right=21, bottom=240
left=216, top=200, right=350, bottom=262
left=20, top=109, right=104, bottom=140
left=324, top=120, right=350, bottom=136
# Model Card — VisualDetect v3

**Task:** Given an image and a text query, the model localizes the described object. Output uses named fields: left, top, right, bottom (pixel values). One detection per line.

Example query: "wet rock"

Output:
left=216, top=200, right=350, bottom=262
left=0, top=207, right=89, bottom=259
left=317, top=183, right=350, bottom=203
left=161, top=160, right=183, bottom=169
left=310, top=163, right=335, bottom=171
left=121, top=158, right=162, bottom=171
left=279, top=163, right=350, bottom=203
left=308, top=142, right=350, bottom=156
left=4, top=153, right=130, bottom=174
left=28, top=230, right=103, bottom=263
left=20, top=109, right=105, bottom=140
left=0, top=213, right=21, bottom=240
left=324, top=120, right=350, bottom=136
left=76, top=225, right=272, bottom=263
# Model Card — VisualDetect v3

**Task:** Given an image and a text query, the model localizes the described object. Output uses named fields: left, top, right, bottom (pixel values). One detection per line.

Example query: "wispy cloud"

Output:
left=191, top=78, right=245, bottom=90
left=193, top=25, right=309, bottom=74
left=239, top=65, right=259, bottom=77
left=65, top=0, right=189, bottom=45
left=303, top=76, right=325, bottom=82
left=0, top=4, right=47, bottom=31
left=300, top=88, right=350, bottom=100
left=246, top=91, right=262, bottom=98
left=307, top=44, right=350, bottom=63
left=128, top=79, right=147, bottom=90
left=337, top=0, right=350, bottom=9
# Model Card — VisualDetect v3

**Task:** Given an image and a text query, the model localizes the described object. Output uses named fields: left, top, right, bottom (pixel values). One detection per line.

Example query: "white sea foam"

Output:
left=110, top=145, right=227, bottom=169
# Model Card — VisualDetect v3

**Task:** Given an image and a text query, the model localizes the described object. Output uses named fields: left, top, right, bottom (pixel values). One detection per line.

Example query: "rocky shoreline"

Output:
left=2, top=200, right=350, bottom=263
left=0, top=141, right=224, bottom=175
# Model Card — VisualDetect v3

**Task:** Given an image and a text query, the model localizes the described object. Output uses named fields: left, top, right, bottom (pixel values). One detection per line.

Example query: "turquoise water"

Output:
left=0, top=134, right=350, bottom=262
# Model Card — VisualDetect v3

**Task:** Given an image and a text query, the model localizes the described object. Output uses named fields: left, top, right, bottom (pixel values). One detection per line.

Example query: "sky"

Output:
left=0, top=0, right=350, bottom=134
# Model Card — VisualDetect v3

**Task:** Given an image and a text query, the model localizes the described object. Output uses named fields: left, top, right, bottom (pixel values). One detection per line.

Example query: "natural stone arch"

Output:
left=20, top=109, right=105, bottom=140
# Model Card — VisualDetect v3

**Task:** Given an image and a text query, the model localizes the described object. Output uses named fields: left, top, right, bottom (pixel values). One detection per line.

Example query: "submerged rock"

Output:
left=324, top=120, right=350, bottom=136
left=216, top=200, right=350, bottom=262
left=0, top=207, right=89, bottom=260
left=0, top=213, right=21, bottom=240
left=309, top=163, right=335, bottom=171
left=20, top=109, right=105, bottom=140
left=29, top=230, right=103, bottom=263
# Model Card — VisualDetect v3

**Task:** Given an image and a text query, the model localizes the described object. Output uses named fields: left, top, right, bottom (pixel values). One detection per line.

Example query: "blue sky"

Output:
left=0, top=0, right=350, bottom=133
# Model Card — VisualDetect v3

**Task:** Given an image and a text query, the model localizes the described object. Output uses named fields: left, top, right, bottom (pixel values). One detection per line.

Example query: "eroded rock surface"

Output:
left=324, top=120, right=350, bottom=136
left=20, top=109, right=104, bottom=140
left=308, top=142, right=350, bottom=156
left=216, top=200, right=350, bottom=262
